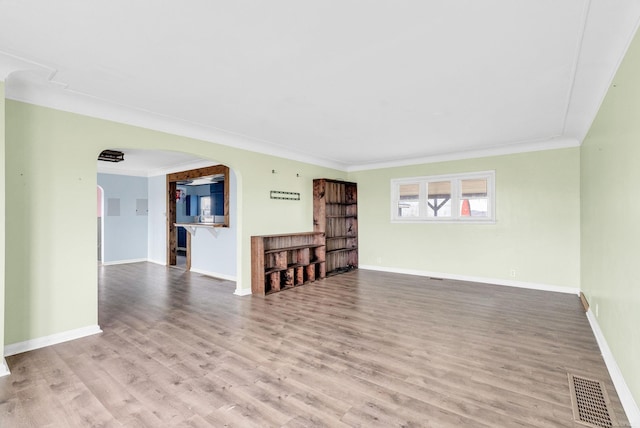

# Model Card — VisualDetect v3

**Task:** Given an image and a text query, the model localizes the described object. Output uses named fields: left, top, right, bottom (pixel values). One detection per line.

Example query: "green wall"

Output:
left=4, top=99, right=581, bottom=346
left=349, top=148, right=581, bottom=289
left=581, top=27, right=640, bottom=407
left=4, top=100, right=345, bottom=345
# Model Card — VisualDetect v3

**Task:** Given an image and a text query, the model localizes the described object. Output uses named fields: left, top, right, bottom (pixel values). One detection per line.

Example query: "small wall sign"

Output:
left=270, top=191, right=300, bottom=200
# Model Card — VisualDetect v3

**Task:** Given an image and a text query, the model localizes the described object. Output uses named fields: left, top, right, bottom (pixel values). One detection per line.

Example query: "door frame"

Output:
left=166, top=164, right=229, bottom=266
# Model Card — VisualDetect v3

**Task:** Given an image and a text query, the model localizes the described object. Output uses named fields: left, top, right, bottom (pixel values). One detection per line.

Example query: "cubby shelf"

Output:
left=251, top=232, right=326, bottom=295
left=250, top=179, right=358, bottom=296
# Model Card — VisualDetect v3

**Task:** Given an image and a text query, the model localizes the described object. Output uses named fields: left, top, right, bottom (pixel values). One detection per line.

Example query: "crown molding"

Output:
left=562, top=2, right=640, bottom=142
left=346, top=137, right=581, bottom=172
left=0, top=50, right=57, bottom=81
left=4, top=77, right=350, bottom=171
left=5, top=60, right=580, bottom=174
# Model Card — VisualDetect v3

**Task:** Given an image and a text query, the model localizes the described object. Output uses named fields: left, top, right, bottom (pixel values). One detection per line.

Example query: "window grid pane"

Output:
left=459, top=198, right=488, bottom=217
left=427, top=181, right=451, bottom=217
left=398, top=183, right=420, bottom=217
left=392, top=171, right=494, bottom=222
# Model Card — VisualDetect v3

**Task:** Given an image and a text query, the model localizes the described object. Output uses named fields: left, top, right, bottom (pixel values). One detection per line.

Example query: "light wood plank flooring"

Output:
left=0, top=263, right=629, bottom=427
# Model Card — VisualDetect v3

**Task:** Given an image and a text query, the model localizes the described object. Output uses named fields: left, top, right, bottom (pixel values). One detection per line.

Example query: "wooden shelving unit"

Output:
left=251, top=232, right=326, bottom=295
left=313, top=179, right=358, bottom=276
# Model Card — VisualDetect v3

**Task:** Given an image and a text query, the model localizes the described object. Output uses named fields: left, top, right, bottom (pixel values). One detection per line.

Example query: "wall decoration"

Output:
left=270, top=191, right=300, bottom=200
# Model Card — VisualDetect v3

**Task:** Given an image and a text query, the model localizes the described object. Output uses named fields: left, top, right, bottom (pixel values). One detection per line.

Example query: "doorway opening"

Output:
left=166, top=164, right=230, bottom=269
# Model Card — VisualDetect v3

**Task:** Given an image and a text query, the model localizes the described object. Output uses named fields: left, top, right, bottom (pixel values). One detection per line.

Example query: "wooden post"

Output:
left=186, top=231, right=192, bottom=271
left=167, top=180, right=177, bottom=266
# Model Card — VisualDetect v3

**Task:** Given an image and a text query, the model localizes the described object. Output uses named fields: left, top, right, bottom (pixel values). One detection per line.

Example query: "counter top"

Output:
left=174, top=222, right=227, bottom=227
left=174, top=222, right=227, bottom=238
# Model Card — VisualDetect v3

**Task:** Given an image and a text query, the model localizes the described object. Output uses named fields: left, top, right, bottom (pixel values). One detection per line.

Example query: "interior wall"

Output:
left=147, top=168, right=238, bottom=280
left=5, top=102, right=100, bottom=345
left=147, top=174, right=166, bottom=265
left=97, top=173, right=148, bottom=263
left=348, top=147, right=581, bottom=289
left=0, top=81, right=7, bottom=373
left=189, top=169, right=237, bottom=279
left=581, top=25, right=640, bottom=410
left=4, top=99, right=345, bottom=345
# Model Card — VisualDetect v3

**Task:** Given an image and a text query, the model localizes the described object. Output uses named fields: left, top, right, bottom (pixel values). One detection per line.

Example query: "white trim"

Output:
left=586, top=309, right=640, bottom=427
left=5, top=86, right=348, bottom=171
left=0, top=51, right=55, bottom=80
left=347, top=137, right=580, bottom=172
left=391, top=171, right=496, bottom=224
left=189, top=267, right=236, bottom=282
left=0, top=358, right=10, bottom=377
left=3, top=68, right=581, bottom=173
left=101, top=258, right=148, bottom=266
left=4, top=325, right=102, bottom=357
left=233, top=287, right=252, bottom=296
left=147, top=258, right=167, bottom=266
left=359, top=265, right=580, bottom=295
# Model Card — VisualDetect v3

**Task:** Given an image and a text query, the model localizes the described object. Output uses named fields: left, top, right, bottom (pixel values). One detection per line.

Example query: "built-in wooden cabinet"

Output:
left=251, top=232, right=326, bottom=295
left=313, top=179, right=358, bottom=276
left=250, top=179, right=357, bottom=296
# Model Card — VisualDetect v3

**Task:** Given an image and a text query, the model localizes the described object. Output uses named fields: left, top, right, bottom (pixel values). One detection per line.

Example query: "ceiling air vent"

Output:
left=98, top=150, right=125, bottom=162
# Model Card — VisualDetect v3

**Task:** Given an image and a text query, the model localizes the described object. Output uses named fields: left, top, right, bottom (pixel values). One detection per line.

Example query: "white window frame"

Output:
left=391, top=170, right=495, bottom=223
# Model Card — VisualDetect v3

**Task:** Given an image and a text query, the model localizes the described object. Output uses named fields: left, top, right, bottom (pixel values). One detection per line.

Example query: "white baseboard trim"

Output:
left=147, top=258, right=167, bottom=266
left=233, top=287, right=252, bottom=296
left=4, top=325, right=103, bottom=357
left=189, top=267, right=237, bottom=282
left=0, top=358, right=10, bottom=377
left=101, top=258, right=148, bottom=266
left=586, top=309, right=640, bottom=427
left=358, top=265, right=580, bottom=295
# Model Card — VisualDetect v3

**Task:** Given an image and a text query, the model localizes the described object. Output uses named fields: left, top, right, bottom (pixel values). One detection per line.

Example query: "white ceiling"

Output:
left=2, top=1, right=640, bottom=172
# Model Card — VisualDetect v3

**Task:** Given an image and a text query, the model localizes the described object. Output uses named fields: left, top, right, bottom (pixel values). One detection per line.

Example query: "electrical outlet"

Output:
left=376, top=257, right=382, bottom=264
left=509, top=269, right=516, bottom=278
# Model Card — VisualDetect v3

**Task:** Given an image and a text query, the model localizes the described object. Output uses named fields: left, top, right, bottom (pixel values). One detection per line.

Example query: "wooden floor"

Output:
left=0, top=263, right=629, bottom=427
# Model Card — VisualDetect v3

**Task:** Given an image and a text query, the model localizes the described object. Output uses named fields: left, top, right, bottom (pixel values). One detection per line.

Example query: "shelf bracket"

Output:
left=178, top=224, right=219, bottom=239
left=184, top=225, right=198, bottom=237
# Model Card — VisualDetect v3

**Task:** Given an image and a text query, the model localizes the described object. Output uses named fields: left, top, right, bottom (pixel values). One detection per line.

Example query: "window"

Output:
left=391, top=171, right=495, bottom=223
left=200, top=195, right=212, bottom=217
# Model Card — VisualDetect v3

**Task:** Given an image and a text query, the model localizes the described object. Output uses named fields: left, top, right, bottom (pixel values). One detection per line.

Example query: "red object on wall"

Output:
left=461, top=199, right=471, bottom=216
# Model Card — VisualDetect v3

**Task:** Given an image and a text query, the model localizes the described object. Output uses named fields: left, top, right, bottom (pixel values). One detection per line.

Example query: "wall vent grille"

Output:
left=568, top=373, right=617, bottom=427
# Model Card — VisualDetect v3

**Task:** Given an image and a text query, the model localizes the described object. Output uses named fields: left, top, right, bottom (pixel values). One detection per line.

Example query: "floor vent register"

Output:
left=568, top=373, right=617, bottom=427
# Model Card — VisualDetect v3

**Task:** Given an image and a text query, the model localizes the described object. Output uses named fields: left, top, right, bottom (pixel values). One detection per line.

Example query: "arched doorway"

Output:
left=96, top=149, right=238, bottom=281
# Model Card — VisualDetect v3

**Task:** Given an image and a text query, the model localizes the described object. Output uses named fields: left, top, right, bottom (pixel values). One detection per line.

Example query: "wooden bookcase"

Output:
left=251, top=232, right=326, bottom=295
left=313, top=179, right=358, bottom=276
